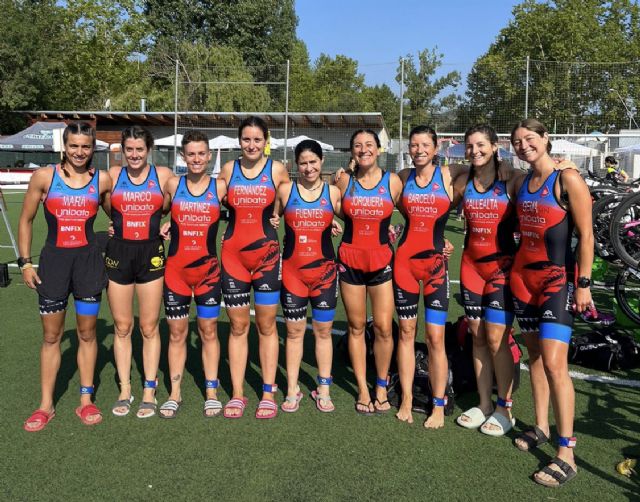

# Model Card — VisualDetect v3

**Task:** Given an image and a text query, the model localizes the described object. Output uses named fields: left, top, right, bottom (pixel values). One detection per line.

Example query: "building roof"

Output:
left=21, top=111, right=386, bottom=130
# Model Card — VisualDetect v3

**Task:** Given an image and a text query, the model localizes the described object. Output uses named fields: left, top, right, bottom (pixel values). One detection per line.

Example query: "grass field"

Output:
left=0, top=189, right=639, bottom=501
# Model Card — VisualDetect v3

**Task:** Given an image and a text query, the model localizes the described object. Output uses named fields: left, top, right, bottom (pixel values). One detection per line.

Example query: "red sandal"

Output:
left=23, top=409, right=55, bottom=432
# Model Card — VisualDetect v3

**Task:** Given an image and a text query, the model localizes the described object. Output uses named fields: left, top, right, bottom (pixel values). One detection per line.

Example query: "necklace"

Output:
left=301, top=181, right=323, bottom=192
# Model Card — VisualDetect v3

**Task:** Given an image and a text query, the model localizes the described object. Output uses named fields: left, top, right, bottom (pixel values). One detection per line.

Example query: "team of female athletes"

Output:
left=19, top=116, right=592, bottom=488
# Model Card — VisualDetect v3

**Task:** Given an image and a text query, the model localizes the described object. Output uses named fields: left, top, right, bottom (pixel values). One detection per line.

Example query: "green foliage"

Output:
left=397, top=49, right=461, bottom=133
left=462, top=0, right=640, bottom=132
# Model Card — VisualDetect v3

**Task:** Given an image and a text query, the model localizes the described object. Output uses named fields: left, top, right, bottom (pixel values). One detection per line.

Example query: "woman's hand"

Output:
left=573, top=287, right=593, bottom=314
left=333, top=167, right=347, bottom=185
left=21, top=266, right=41, bottom=289
left=331, top=219, right=343, bottom=236
left=159, top=221, right=171, bottom=240
left=107, top=221, right=115, bottom=237
left=269, top=213, right=280, bottom=230
left=443, top=239, right=454, bottom=260
left=388, top=224, right=404, bottom=244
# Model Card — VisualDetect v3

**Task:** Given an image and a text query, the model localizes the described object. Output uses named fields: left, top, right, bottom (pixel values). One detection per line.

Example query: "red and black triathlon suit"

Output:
left=281, top=182, right=337, bottom=322
left=461, top=176, right=517, bottom=325
left=37, top=165, right=106, bottom=315
left=511, top=170, right=576, bottom=343
left=164, top=176, right=221, bottom=320
left=106, top=165, right=165, bottom=284
left=221, top=158, right=280, bottom=307
left=394, top=166, right=451, bottom=325
left=338, top=170, right=395, bottom=286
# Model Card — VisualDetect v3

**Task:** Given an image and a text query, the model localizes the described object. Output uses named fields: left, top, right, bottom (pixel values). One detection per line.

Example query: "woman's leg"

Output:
left=226, top=305, right=250, bottom=416
left=534, top=338, right=576, bottom=483
left=76, top=312, right=100, bottom=422
left=25, top=311, right=66, bottom=431
left=484, top=321, right=515, bottom=424
left=108, top=281, right=135, bottom=413
left=396, top=316, right=416, bottom=423
left=313, top=319, right=333, bottom=399
left=368, top=281, right=395, bottom=412
left=282, top=318, right=306, bottom=410
left=340, top=281, right=372, bottom=413
left=255, top=303, right=279, bottom=416
left=423, top=322, right=447, bottom=429
left=163, top=316, right=189, bottom=408
left=514, top=332, right=551, bottom=449
left=135, top=278, right=164, bottom=414
left=198, top=316, right=220, bottom=400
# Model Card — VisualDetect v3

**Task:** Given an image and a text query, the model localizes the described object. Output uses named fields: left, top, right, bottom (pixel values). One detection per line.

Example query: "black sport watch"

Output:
left=17, top=257, right=32, bottom=269
left=577, top=276, right=591, bottom=288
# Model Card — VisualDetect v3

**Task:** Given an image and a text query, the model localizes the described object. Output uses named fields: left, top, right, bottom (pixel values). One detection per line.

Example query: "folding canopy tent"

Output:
left=0, top=122, right=108, bottom=151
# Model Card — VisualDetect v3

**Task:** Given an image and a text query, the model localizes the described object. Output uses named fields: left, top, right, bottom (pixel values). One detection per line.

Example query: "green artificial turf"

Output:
left=0, top=190, right=639, bottom=501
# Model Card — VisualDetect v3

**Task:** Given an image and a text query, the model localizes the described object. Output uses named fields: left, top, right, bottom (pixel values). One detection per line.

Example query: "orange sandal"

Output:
left=75, top=403, right=103, bottom=426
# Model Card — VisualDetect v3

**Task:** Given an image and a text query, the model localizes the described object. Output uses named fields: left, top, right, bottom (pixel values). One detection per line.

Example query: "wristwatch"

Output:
left=17, top=257, right=32, bottom=269
left=577, top=276, right=591, bottom=288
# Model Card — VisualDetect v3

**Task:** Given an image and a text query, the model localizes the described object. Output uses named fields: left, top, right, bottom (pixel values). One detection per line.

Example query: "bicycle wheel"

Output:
left=614, top=268, right=640, bottom=325
left=592, top=193, right=626, bottom=261
left=610, top=191, right=640, bottom=269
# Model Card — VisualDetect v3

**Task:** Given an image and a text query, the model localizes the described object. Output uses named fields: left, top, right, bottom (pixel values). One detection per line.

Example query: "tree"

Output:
left=396, top=49, right=461, bottom=133
left=361, top=85, right=400, bottom=137
left=0, top=0, right=147, bottom=132
left=461, top=0, right=640, bottom=132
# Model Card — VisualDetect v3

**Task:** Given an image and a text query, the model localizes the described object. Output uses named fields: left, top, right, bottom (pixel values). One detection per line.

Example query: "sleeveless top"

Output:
left=43, top=165, right=100, bottom=248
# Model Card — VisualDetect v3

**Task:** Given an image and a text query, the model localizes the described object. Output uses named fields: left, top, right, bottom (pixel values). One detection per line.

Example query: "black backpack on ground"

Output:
left=569, top=329, right=640, bottom=371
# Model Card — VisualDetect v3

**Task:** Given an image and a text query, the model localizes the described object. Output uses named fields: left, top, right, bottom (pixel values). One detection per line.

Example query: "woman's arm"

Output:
left=562, top=170, right=594, bottom=313
left=18, top=168, right=50, bottom=288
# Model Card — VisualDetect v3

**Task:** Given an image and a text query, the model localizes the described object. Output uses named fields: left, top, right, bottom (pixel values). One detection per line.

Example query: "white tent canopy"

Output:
left=615, top=143, right=640, bottom=154
left=270, top=135, right=334, bottom=151
left=154, top=134, right=183, bottom=147
left=550, top=139, right=599, bottom=156
left=209, top=135, right=240, bottom=149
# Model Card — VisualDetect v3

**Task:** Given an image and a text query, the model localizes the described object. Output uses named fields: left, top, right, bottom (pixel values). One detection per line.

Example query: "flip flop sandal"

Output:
left=514, top=425, right=549, bottom=451
left=112, top=396, right=134, bottom=417
left=373, top=376, right=391, bottom=413
left=203, top=399, right=222, bottom=418
left=533, top=457, right=577, bottom=488
left=281, top=391, right=303, bottom=413
left=223, top=397, right=248, bottom=419
left=159, top=399, right=182, bottom=419
left=311, top=390, right=335, bottom=413
left=23, top=409, right=55, bottom=432
left=355, top=400, right=376, bottom=416
left=76, top=403, right=103, bottom=426
left=256, top=399, right=278, bottom=419
left=456, top=407, right=490, bottom=429
left=480, top=412, right=515, bottom=437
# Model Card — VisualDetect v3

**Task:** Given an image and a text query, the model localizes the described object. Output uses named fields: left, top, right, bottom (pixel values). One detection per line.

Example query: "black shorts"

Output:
left=337, top=261, right=393, bottom=287
left=105, top=237, right=165, bottom=285
left=36, top=243, right=107, bottom=314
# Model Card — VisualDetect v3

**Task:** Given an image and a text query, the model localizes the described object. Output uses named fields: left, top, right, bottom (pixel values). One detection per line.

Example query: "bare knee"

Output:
left=139, top=322, right=159, bottom=340
left=287, top=325, right=306, bottom=341
left=198, top=325, right=218, bottom=344
left=113, top=320, right=133, bottom=339
left=313, top=325, right=332, bottom=341
left=229, top=317, right=250, bottom=338
left=425, top=331, right=445, bottom=352
left=77, top=327, right=97, bottom=344
left=372, top=321, right=392, bottom=341
left=542, top=358, right=568, bottom=383
left=486, top=334, right=505, bottom=356
left=398, top=324, right=416, bottom=343
left=43, top=327, right=64, bottom=346
left=169, top=326, right=189, bottom=344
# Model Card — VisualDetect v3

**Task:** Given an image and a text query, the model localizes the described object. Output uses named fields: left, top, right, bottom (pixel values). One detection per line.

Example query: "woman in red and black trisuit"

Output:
left=334, top=129, right=403, bottom=415
left=510, top=119, right=593, bottom=487
left=218, top=116, right=290, bottom=419
left=394, top=125, right=478, bottom=428
left=107, top=126, right=174, bottom=418
left=19, top=122, right=111, bottom=431
left=452, top=124, right=519, bottom=436
left=272, top=139, right=342, bottom=413
left=158, top=130, right=227, bottom=419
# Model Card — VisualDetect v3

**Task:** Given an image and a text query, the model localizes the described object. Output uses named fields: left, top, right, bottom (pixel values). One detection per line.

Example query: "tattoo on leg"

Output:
left=172, top=374, right=181, bottom=383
